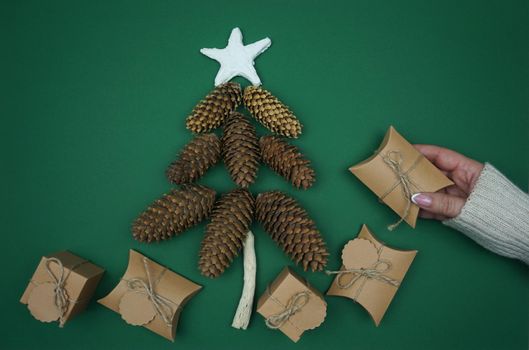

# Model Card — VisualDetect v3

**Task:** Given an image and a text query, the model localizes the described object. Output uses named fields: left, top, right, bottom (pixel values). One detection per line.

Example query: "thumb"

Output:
left=411, top=192, right=465, bottom=219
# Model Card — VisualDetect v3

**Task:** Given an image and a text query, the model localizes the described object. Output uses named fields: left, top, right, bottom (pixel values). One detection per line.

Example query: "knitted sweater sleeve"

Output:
left=443, top=163, right=529, bottom=265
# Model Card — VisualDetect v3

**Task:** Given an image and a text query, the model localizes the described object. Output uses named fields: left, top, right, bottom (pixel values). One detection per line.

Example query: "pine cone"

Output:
left=186, top=82, right=242, bottom=133
left=260, top=135, right=315, bottom=189
left=199, top=189, right=254, bottom=278
left=243, top=86, right=302, bottom=138
left=255, top=191, right=328, bottom=271
left=132, top=184, right=216, bottom=243
left=222, top=112, right=260, bottom=188
left=166, top=134, right=221, bottom=185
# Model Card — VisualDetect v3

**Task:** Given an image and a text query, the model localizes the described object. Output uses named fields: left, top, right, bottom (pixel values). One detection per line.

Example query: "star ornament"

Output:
left=200, top=27, right=271, bottom=87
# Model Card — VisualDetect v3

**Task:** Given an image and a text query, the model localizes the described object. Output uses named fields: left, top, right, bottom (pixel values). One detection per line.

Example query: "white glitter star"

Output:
left=200, top=27, right=271, bottom=86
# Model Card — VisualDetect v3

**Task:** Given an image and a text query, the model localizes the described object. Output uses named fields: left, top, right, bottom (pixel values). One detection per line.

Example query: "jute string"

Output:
left=29, top=257, right=88, bottom=327
left=378, top=150, right=423, bottom=230
left=326, top=260, right=400, bottom=301
left=265, top=290, right=310, bottom=330
left=122, top=257, right=178, bottom=327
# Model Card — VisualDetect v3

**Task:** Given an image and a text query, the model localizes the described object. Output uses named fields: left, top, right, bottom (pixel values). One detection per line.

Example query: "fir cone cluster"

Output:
left=255, top=191, right=328, bottom=271
left=243, top=86, right=302, bottom=138
left=260, top=135, right=315, bottom=190
left=222, top=112, right=260, bottom=188
left=166, top=134, right=221, bottom=184
left=186, top=82, right=242, bottom=133
left=132, top=184, right=216, bottom=243
left=199, top=189, right=254, bottom=278
left=133, top=81, right=328, bottom=278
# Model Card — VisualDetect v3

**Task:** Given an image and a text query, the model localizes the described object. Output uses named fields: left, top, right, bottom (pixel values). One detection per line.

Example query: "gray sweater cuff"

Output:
left=443, top=163, right=529, bottom=265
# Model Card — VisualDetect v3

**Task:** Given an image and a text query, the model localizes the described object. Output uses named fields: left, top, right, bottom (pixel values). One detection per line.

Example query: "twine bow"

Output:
left=44, top=258, right=70, bottom=327
left=379, top=150, right=423, bottom=230
left=326, top=260, right=400, bottom=300
left=265, top=290, right=310, bottom=330
left=124, top=257, right=177, bottom=327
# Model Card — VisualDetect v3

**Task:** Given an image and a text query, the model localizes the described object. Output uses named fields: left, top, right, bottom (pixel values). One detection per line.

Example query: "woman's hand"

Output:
left=411, top=145, right=484, bottom=220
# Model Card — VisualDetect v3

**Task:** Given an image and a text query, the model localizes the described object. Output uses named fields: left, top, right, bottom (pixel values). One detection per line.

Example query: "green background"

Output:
left=2, top=0, right=528, bottom=349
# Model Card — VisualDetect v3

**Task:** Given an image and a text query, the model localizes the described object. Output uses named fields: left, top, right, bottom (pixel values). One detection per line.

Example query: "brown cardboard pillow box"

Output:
left=350, top=126, right=453, bottom=230
left=98, top=250, right=202, bottom=342
left=326, top=225, right=417, bottom=326
left=20, top=251, right=105, bottom=327
left=256, top=267, right=327, bottom=342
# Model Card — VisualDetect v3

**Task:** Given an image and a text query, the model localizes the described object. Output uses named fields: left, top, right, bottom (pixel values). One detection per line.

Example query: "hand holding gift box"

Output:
left=98, top=250, right=202, bottom=341
left=20, top=251, right=105, bottom=327
left=349, top=126, right=453, bottom=230
left=256, top=267, right=327, bottom=343
left=326, top=225, right=417, bottom=326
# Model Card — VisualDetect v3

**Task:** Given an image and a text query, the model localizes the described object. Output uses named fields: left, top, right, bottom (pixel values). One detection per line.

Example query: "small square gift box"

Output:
left=349, top=126, right=453, bottom=230
left=98, top=250, right=202, bottom=342
left=326, top=225, right=417, bottom=326
left=256, top=267, right=327, bottom=343
left=20, top=251, right=105, bottom=327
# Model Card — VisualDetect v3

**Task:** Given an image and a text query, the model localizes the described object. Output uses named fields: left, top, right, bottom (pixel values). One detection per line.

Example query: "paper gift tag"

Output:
left=98, top=250, right=202, bottom=342
left=327, top=225, right=417, bottom=326
left=27, top=283, right=64, bottom=323
left=342, top=238, right=379, bottom=269
left=349, top=126, right=453, bottom=228
left=257, top=267, right=327, bottom=342
left=119, top=293, right=157, bottom=326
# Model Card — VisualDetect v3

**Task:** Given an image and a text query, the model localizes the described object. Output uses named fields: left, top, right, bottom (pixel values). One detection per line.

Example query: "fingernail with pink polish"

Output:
left=411, top=193, right=432, bottom=207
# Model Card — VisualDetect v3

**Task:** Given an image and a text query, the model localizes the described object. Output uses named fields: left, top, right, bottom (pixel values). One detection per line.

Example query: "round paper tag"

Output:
left=27, top=283, right=63, bottom=323
left=119, top=292, right=156, bottom=326
left=341, top=238, right=379, bottom=270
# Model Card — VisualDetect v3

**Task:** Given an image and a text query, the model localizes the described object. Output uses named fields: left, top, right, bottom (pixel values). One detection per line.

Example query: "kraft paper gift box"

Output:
left=256, top=267, right=327, bottom=343
left=349, top=126, right=453, bottom=229
left=98, top=250, right=202, bottom=342
left=20, top=251, right=105, bottom=327
left=326, top=225, right=417, bottom=326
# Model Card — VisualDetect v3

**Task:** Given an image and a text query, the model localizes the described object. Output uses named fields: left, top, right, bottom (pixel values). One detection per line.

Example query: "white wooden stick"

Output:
left=231, top=231, right=256, bottom=330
